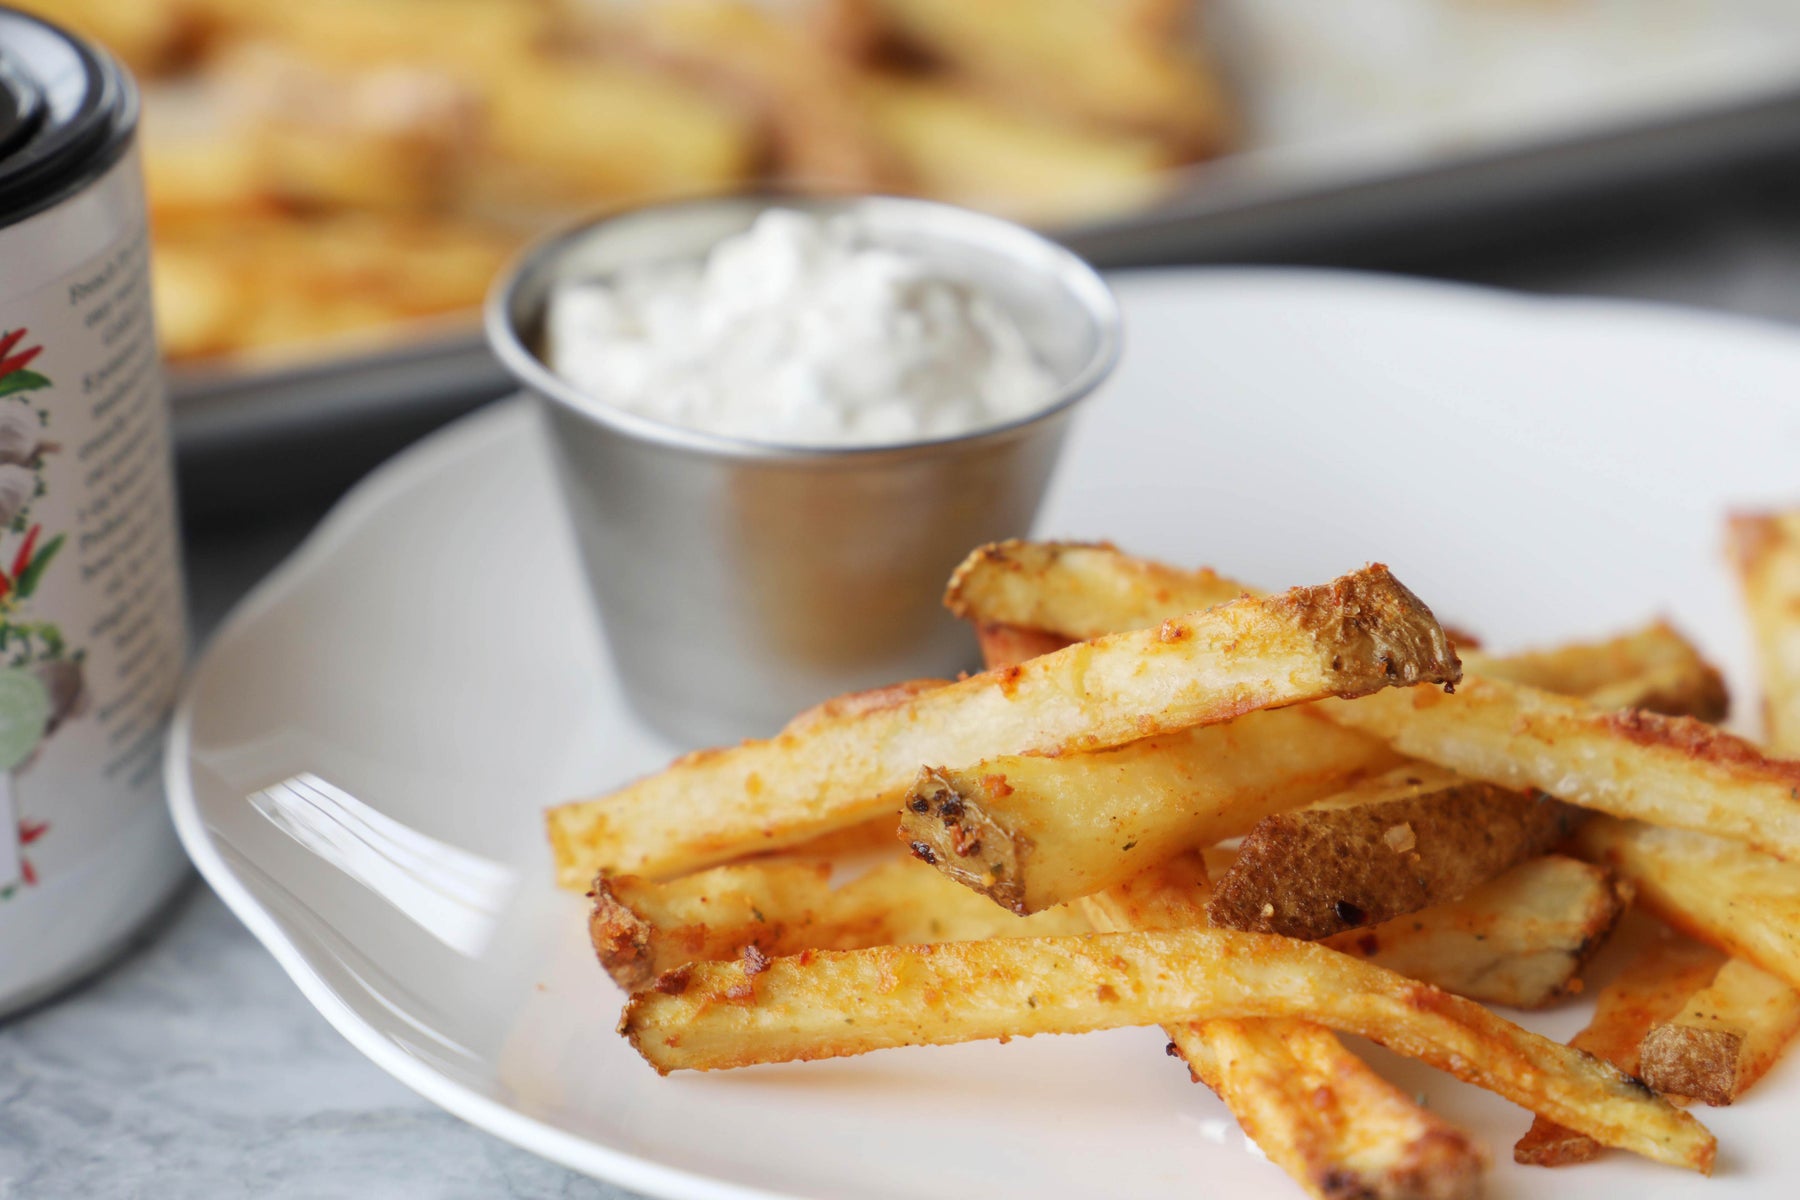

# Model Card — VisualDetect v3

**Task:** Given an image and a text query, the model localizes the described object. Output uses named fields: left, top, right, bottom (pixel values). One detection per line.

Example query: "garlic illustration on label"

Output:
left=0, top=329, right=83, bottom=898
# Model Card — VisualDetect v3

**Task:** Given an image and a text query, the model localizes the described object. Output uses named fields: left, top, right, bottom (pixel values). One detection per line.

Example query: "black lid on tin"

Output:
left=0, top=7, right=136, bottom=229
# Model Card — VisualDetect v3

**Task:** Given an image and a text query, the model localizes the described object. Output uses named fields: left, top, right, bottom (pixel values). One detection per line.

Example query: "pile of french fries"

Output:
left=547, top=522, right=1800, bottom=1199
left=19, top=0, right=1228, bottom=362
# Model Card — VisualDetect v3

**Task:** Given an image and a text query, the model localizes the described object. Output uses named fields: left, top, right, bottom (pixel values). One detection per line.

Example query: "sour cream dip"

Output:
left=544, top=208, right=1058, bottom=446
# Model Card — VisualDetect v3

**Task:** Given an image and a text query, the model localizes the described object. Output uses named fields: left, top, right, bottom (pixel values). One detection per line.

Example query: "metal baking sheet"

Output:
left=168, top=0, right=1800, bottom=462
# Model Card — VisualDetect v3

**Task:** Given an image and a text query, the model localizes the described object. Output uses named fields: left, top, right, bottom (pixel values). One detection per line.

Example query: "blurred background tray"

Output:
left=47, top=0, right=1793, bottom=511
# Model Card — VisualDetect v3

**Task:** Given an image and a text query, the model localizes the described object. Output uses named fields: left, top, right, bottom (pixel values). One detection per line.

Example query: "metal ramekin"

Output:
left=488, top=194, right=1120, bottom=746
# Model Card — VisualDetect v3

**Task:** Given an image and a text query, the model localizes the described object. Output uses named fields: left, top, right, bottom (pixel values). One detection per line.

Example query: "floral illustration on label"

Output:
left=0, top=329, right=84, bottom=899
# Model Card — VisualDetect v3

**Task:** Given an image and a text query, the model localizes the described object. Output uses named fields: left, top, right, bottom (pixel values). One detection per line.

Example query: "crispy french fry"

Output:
left=906, top=632, right=1714, bottom=915
left=1083, top=854, right=1486, bottom=1200
left=1730, top=512, right=1800, bottom=753
left=1639, top=958, right=1800, bottom=1105
left=1575, top=817, right=1800, bottom=993
left=1209, top=765, right=1581, bottom=939
left=591, top=857, right=1087, bottom=992
left=948, top=542, right=1722, bottom=719
left=1514, top=932, right=1723, bottom=1166
left=1324, top=855, right=1630, bottom=1009
left=945, top=540, right=1250, bottom=641
left=902, top=708, right=1401, bottom=914
left=621, top=929, right=1715, bottom=1173
left=1320, top=675, right=1800, bottom=861
left=549, top=565, right=1459, bottom=886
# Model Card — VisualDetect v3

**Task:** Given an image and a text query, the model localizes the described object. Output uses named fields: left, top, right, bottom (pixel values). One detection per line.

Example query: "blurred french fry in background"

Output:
left=22, top=0, right=1237, bottom=362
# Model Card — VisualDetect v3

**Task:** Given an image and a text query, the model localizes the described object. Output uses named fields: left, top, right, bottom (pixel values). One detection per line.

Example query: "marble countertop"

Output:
left=8, top=167, right=1800, bottom=1199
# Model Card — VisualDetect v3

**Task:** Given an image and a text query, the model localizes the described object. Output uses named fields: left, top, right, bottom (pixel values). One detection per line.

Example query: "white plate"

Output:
left=168, top=269, right=1800, bottom=1200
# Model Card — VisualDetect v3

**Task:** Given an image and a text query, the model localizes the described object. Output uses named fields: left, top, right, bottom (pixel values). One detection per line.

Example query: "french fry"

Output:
left=902, top=708, right=1401, bottom=914
left=591, top=857, right=1087, bottom=993
left=948, top=542, right=1723, bottom=720
left=1320, top=675, right=1800, bottom=862
left=1324, top=855, right=1630, bottom=1010
left=1083, top=854, right=1486, bottom=1200
left=907, top=632, right=1716, bottom=915
left=1729, top=512, right=1800, bottom=752
left=1514, top=932, right=1723, bottom=1166
left=866, top=0, right=1232, bottom=152
left=549, top=565, right=1460, bottom=886
left=860, top=76, right=1177, bottom=225
left=1639, top=957, right=1800, bottom=1105
left=620, top=929, right=1715, bottom=1173
left=625, top=0, right=898, bottom=192
left=944, top=540, right=1250, bottom=641
left=1575, top=817, right=1800, bottom=993
left=481, top=56, right=757, bottom=205
left=1208, top=765, right=1581, bottom=939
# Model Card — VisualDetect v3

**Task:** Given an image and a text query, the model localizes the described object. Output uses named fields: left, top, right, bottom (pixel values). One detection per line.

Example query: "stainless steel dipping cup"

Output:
left=488, top=195, right=1120, bottom=747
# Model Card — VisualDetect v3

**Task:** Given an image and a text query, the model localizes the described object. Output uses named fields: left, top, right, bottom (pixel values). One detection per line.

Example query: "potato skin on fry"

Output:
left=1323, top=674, right=1800, bottom=863
left=1639, top=957, right=1800, bottom=1106
left=1324, top=855, right=1629, bottom=1009
left=1084, top=853, right=1487, bottom=1200
left=1514, top=932, right=1723, bottom=1166
left=620, top=928, right=1714, bottom=1173
left=1210, top=766, right=1583, bottom=940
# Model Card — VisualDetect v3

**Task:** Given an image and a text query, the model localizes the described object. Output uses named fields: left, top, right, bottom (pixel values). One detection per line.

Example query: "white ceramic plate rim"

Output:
left=166, top=266, right=1800, bottom=1200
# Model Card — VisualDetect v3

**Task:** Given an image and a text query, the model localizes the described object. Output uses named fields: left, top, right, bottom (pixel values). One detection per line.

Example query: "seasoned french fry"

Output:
left=945, top=540, right=1250, bottom=640
left=867, top=0, right=1232, bottom=151
left=1640, top=958, right=1800, bottom=1105
left=1514, top=932, right=1723, bottom=1166
left=902, top=708, right=1401, bottom=914
left=1209, top=765, right=1581, bottom=939
left=1729, top=512, right=1800, bottom=752
left=1324, top=855, right=1630, bottom=1009
left=948, top=542, right=1723, bottom=719
left=1083, top=854, right=1486, bottom=1200
left=1321, top=675, right=1800, bottom=861
left=549, top=565, right=1460, bottom=886
left=908, top=632, right=1716, bottom=915
left=1575, top=817, right=1800, bottom=993
left=621, top=929, right=1715, bottom=1173
left=591, top=857, right=1087, bottom=992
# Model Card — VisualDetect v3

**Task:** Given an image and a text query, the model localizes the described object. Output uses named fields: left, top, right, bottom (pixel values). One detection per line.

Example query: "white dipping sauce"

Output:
left=545, top=209, right=1058, bottom=445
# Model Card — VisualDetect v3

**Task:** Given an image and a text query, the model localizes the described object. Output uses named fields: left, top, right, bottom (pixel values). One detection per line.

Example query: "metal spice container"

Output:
left=0, top=8, right=187, bottom=1016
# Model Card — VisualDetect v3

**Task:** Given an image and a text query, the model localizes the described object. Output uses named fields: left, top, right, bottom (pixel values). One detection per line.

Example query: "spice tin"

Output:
left=0, top=8, right=187, bottom=1016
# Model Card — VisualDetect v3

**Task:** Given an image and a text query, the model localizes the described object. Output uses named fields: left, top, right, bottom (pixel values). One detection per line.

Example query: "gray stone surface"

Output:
left=10, top=170, right=1800, bottom=1197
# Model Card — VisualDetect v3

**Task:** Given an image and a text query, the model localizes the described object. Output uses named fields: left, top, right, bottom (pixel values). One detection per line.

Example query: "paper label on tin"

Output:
left=0, top=215, right=185, bottom=897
